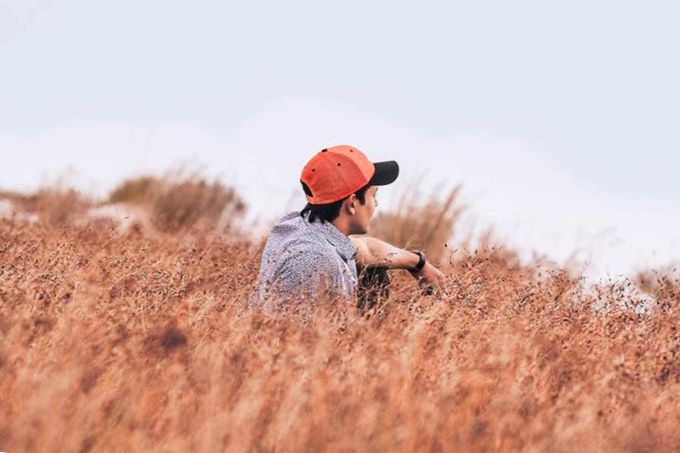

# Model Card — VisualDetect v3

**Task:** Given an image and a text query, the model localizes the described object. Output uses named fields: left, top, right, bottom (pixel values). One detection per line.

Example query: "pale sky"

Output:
left=2, top=0, right=680, bottom=278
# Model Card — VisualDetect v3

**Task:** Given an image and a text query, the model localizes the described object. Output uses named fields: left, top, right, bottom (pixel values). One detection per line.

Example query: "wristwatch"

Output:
left=410, top=250, right=426, bottom=273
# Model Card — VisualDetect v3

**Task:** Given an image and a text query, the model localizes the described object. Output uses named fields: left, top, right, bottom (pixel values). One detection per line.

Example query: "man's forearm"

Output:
left=351, top=236, right=420, bottom=270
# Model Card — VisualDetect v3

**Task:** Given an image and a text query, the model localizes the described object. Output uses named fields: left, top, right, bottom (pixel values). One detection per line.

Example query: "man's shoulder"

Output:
left=261, top=211, right=341, bottom=269
left=265, top=230, right=329, bottom=252
left=274, top=210, right=302, bottom=224
left=282, top=238, right=339, bottom=267
left=262, top=231, right=336, bottom=265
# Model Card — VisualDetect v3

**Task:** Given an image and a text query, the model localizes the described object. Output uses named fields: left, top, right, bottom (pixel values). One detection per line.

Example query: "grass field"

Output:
left=1, top=177, right=680, bottom=452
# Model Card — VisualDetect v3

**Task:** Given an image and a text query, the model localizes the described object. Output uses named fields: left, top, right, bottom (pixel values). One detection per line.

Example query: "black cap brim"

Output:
left=369, top=161, right=399, bottom=186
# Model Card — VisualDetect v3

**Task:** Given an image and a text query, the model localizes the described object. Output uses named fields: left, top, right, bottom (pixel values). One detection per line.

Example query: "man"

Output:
left=252, top=144, right=446, bottom=307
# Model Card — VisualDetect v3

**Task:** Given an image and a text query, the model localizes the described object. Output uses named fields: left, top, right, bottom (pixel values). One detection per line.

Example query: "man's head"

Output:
left=299, top=145, right=399, bottom=235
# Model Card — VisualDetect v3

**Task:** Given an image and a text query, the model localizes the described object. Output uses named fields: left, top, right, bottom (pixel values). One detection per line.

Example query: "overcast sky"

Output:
left=2, top=0, right=679, bottom=278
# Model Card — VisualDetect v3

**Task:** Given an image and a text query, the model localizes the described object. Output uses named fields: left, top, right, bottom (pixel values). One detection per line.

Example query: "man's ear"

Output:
left=346, top=193, right=357, bottom=215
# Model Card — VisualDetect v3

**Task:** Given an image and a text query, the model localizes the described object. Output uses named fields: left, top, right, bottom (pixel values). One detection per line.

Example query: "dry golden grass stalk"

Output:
left=1, top=186, right=92, bottom=225
left=108, top=175, right=158, bottom=205
left=108, top=171, right=246, bottom=233
left=2, top=209, right=680, bottom=452
left=370, top=177, right=464, bottom=265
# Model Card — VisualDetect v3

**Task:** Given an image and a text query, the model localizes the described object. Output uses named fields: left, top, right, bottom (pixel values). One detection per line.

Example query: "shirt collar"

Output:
left=298, top=211, right=357, bottom=262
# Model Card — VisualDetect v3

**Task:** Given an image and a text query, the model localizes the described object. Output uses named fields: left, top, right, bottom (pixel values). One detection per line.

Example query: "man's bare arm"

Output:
left=350, top=236, right=420, bottom=269
left=350, top=236, right=446, bottom=291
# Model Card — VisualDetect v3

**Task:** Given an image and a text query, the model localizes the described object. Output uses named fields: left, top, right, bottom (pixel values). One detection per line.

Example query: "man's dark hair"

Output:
left=300, top=182, right=370, bottom=224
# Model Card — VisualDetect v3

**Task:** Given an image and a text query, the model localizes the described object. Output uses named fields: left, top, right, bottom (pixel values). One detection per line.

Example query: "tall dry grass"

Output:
left=370, top=180, right=464, bottom=265
left=108, top=172, right=247, bottom=233
left=2, top=178, right=680, bottom=452
left=1, top=171, right=246, bottom=234
left=0, top=186, right=92, bottom=225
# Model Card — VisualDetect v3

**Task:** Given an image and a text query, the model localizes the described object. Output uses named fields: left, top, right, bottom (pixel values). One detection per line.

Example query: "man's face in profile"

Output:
left=351, top=186, right=379, bottom=235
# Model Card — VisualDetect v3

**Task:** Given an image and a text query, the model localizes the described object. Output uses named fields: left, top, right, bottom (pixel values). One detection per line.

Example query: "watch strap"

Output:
left=410, top=250, right=426, bottom=273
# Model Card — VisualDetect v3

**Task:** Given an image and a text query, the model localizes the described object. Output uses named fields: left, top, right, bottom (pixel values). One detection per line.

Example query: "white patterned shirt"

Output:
left=251, top=211, right=358, bottom=305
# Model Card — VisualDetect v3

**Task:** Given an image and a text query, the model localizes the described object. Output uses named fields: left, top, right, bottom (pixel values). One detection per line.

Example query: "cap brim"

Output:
left=369, top=161, right=399, bottom=186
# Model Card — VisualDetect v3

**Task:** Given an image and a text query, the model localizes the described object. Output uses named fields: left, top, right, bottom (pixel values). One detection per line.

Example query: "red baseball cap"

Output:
left=300, top=145, right=399, bottom=205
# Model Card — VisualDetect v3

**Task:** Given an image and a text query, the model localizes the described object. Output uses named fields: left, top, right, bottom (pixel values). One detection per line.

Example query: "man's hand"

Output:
left=409, top=262, right=446, bottom=294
